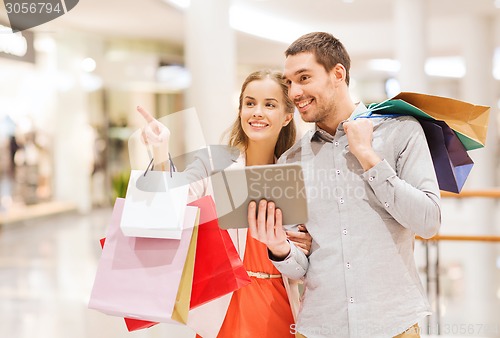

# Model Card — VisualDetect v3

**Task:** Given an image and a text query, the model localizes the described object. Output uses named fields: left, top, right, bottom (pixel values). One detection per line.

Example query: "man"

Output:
left=248, top=32, right=441, bottom=338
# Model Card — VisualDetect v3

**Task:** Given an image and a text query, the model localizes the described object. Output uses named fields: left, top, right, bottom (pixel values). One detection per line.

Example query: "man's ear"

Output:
left=331, top=63, right=346, bottom=83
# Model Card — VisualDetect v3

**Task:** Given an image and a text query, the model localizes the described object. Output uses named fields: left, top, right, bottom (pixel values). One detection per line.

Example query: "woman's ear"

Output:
left=283, top=113, right=293, bottom=127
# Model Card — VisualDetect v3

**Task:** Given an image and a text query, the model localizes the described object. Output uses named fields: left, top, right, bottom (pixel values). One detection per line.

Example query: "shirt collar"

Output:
left=349, top=102, right=369, bottom=120
left=310, top=102, right=369, bottom=143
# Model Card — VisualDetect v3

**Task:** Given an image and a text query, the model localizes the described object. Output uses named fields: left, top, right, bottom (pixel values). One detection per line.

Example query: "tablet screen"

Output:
left=211, top=163, right=308, bottom=229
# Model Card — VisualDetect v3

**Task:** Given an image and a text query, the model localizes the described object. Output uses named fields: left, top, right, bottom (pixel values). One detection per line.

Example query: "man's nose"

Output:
left=289, top=83, right=303, bottom=100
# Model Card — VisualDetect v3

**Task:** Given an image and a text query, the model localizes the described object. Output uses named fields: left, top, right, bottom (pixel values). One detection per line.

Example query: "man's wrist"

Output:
left=355, top=148, right=381, bottom=171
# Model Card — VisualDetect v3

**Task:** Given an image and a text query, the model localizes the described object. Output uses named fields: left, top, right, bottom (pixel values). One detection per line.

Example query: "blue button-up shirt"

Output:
left=274, top=103, right=441, bottom=338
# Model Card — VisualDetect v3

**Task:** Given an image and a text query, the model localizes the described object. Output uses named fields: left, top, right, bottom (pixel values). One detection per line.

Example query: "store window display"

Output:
left=0, top=114, right=53, bottom=212
left=0, top=114, right=17, bottom=212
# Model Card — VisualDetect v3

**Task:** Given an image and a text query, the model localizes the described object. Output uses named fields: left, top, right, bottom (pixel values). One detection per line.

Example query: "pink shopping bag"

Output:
left=99, top=238, right=160, bottom=332
left=88, top=198, right=198, bottom=323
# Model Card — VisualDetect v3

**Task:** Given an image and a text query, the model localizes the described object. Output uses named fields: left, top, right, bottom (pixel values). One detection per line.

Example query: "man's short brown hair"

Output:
left=285, top=32, right=351, bottom=85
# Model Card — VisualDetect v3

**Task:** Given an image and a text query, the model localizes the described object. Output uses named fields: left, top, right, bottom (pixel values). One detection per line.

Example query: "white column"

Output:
left=454, top=14, right=498, bottom=326
left=461, top=16, right=497, bottom=187
left=184, top=0, right=236, bottom=148
left=51, top=32, right=94, bottom=213
left=394, top=0, right=428, bottom=92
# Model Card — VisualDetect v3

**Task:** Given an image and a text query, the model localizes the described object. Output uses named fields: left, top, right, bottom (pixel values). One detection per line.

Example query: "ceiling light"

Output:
left=425, top=56, right=465, bottom=78
left=162, top=0, right=312, bottom=44
left=164, top=0, right=190, bottom=10
left=369, top=57, right=467, bottom=78
left=81, top=57, right=96, bottom=72
left=492, top=47, right=500, bottom=80
left=0, top=28, right=28, bottom=57
left=156, top=64, right=191, bottom=89
left=368, top=59, right=400, bottom=73
left=230, top=5, right=311, bottom=44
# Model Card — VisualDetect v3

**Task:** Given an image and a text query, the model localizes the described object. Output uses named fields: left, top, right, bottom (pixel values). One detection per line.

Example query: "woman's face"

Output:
left=240, top=78, right=292, bottom=144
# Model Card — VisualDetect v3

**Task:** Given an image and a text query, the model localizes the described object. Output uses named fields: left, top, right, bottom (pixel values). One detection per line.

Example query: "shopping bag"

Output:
left=89, top=198, right=199, bottom=324
left=356, top=107, right=474, bottom=193
left=419, top=119, right=474, bottom=193
left=187, top=195, right=251, bottom=309
left=366, top=92, right=490, bottom=150
left=98, top=238, right=160, bottom=332
left=124, top=318, right=158, bottom=331
left=120, top=169, right=190, bottom=239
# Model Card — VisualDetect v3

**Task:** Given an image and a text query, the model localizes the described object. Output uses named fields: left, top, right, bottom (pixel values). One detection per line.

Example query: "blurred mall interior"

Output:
left=0, top=0, right=499, bottom=337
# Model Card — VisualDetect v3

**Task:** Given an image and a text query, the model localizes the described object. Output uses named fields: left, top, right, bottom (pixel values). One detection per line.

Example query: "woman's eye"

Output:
left=266, top=103, right=276, bottom=108
left=245, top=101, right=255, bottom=107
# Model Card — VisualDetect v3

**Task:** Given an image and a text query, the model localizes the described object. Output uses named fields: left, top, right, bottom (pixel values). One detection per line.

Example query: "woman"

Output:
left=138, top=69, right=311, bottom=338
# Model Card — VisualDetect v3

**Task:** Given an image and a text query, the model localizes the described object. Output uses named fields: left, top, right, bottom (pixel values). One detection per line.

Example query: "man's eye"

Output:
left=266, top=103, right=276, bottom=108
left=300, top=75, right=310, bottom=82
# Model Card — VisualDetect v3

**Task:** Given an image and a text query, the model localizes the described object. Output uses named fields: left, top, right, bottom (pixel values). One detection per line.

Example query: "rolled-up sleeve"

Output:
left=269, top=241, right=309, bottom=280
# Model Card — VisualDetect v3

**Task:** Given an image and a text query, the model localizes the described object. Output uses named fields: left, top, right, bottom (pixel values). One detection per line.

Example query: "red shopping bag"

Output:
left=124, top=318, right=158, bottom=331
left=188, top=195, right=251, bottom=309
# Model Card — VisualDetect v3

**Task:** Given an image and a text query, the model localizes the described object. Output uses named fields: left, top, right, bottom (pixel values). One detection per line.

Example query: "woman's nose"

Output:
left=253, top=105, right=263, bottom=117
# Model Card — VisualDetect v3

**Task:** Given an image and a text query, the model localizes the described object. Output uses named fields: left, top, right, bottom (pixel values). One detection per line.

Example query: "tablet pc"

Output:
left=211, top=163, right=308, bottom=229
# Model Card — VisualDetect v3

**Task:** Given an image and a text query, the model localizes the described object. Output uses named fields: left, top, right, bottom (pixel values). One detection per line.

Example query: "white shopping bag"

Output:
left=120, top=169, right=190, bottom=239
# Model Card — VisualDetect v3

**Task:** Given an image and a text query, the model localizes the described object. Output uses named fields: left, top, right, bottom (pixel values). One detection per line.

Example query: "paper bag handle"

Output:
left=143, top=153, right=176, bottom=177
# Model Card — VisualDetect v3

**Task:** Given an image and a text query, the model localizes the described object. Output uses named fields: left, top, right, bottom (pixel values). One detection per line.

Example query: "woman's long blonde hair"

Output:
left=227, top=69, right=296, bottom=158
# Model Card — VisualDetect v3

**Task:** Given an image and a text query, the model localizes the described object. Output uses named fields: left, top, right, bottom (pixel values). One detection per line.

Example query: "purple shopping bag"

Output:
left=419, top=119, right=474, bottom=193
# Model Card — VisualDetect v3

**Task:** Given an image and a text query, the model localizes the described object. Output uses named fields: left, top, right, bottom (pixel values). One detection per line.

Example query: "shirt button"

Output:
left=334, top=141, right=340, bottom=147
left=384, top=202, right=389, bottom=208
left=339, top=198, right=344, bottom=204
left=349, top=297, right=354, bottom=303
left=368, top=176, right=374, bottom=182
left=343, top=229, right=348, bottom=235
left=346, top=262, right=351, bottom=269
left=336, top=170, right=341, bottom=175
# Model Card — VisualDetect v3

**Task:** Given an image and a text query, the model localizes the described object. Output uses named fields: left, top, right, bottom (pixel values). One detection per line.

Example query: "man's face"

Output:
left=283, top=52, right=336, bottom=124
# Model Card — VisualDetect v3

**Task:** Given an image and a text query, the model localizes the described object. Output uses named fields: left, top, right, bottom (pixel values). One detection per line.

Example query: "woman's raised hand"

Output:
left=137, top=106, right=171, bottom=147
left=137, top=106, right=170, bottom=169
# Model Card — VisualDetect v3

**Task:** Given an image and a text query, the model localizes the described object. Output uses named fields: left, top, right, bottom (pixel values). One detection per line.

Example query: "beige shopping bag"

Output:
left=392, top=92, right=490, bottom=150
